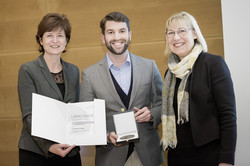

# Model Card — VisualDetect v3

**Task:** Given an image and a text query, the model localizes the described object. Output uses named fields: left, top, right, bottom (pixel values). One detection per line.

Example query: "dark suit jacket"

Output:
left=18, top=54, right=80, bottom=157
left=80, top=53, right=165, bottom=166
left=182, top=52, right=236, bottom=164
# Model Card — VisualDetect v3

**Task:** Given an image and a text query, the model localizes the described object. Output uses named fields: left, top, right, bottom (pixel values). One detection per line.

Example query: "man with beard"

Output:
left=79, top=12, right=164, bottom=166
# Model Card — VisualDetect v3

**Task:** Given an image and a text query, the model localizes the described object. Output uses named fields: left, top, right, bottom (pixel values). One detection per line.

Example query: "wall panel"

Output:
left=0, top=0, right=223, bottom=165
left=0, top=119, right=22, bottom=166
left=0, top=53, right=38, bottom=118
left=45, top=0, right=222, bottom=48
left=0, top=0, right=47, bottom=53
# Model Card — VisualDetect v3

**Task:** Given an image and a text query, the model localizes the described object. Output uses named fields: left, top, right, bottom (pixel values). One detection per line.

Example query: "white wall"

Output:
left=221, top=0, right=250, bottom=165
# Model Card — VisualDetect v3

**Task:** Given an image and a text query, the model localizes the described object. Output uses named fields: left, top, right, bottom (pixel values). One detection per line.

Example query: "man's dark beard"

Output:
left=105, top=39, right=130, bottom=55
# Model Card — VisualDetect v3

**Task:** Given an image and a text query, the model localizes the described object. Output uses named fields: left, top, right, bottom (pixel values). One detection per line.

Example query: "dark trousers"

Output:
left=19, top=149, right=81, bottom=166
left=168, top=140, right=219, bottom=166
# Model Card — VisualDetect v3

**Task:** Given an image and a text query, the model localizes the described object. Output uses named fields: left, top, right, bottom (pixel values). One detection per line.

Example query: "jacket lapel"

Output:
left=129, top=53, right=141, bottom=108
left=61, top=59, right=70, bottom=101
left=38, top=55, right=63, bottom=100
left=98, top=57, right=125, bottom=108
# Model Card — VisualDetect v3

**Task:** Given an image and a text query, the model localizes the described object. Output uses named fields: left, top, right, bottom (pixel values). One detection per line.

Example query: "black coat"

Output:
left=188, top=52, right=237, bottom=164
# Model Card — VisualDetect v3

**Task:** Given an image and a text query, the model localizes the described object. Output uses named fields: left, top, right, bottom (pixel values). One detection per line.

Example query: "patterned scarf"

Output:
left=161, top=44, right=202, bottom=150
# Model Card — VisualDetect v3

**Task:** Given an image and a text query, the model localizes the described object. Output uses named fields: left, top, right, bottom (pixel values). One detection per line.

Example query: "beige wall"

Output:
left=0, top=0, right=223, bottom=165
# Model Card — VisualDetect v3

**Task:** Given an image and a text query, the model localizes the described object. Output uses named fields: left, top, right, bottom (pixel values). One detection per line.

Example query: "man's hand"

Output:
left=107, top=132, right=120, bottom=146
left=49, top=144, right=76, bottom=157
left=134, top=106, right=152, bottom=123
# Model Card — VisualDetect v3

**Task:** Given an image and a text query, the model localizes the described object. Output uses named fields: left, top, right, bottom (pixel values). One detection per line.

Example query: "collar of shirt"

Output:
left=106, top=53, right=132, bottom=95
left=106, top=53, right=131, bottom=70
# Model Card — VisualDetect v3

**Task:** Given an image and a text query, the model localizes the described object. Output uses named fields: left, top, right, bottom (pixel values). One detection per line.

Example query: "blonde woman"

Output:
left=161, top=11, right=236, bottom=166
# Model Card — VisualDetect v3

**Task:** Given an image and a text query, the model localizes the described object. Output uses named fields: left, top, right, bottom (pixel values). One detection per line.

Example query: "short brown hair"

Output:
left=100, top=12, right=130, bottom=35
left=36, top=13, right=71, bottom=53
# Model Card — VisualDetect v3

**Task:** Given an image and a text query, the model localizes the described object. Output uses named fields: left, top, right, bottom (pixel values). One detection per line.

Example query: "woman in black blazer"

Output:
left=18, top=13, right=81, bottom=166
left=161, top=11, right=236, bottom=166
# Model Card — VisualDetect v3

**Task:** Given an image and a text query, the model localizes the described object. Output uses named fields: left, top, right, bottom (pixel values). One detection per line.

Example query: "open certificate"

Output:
left=31, top=93, right=107, bottom=145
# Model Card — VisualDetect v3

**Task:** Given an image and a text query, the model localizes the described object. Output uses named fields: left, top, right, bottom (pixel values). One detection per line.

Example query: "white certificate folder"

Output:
left=113, top=111, right=139, bottom=142
left=31, top=93, right=107, bottom=146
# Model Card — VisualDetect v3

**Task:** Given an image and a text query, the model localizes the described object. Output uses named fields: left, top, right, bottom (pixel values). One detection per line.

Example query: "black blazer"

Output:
left=18, top=54, right=80, bottom=157
left=187, top=52, right=236, bottom=164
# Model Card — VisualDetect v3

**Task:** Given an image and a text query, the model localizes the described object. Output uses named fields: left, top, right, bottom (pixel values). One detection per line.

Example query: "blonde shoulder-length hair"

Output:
left=164, top=11, right=208, bottom=57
